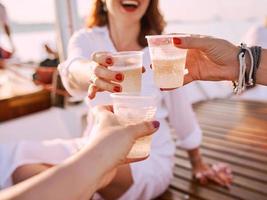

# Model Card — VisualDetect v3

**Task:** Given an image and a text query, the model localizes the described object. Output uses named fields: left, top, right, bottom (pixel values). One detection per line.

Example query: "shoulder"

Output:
left=70, top=26, right=108, bottom=42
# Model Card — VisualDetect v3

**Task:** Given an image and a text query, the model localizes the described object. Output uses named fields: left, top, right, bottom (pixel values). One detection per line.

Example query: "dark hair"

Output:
left=87, top=0, right=166, bottom=47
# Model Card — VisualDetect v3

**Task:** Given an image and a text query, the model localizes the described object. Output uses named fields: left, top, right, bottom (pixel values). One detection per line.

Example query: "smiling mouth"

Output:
left=120, top=0, right=139, bottom=10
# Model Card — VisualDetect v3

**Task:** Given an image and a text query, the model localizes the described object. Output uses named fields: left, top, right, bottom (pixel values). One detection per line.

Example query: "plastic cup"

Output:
left=146, top=34, right=188, bottom=88
left=109, top=51, right=143, bottom=93
left=110, top=92, right=158, bottom=159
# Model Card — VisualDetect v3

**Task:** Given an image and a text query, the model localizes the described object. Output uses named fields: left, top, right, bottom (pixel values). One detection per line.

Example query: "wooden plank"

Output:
left=175, top=151, right=267, bottom=183
left=196, top=115, right=267, bottom=137
left=201, top=137, right=267, bottom=163
left=203, top=135, right=267, bottom=156
left=174, top=156, right=267, bottom=195
left=203, top=130, right=267, bottom=150
left=170, top=172, right=239, bottom=200
left=194, top=102, right=267, bottom=116
left=200, top=123, right=267, bottom=141
left=178, top=147, right=267, bottom=173
left=173, top=166, right=267, bottom=200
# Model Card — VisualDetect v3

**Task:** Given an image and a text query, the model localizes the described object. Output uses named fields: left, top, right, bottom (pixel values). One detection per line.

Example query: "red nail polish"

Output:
left=113, top=86, right=121, bottom=92
left=115, top=73, right=124, bottom=81
left=173, top=37, right=182, bottom=45
left=152, top=121, right=160, bottom=129
left=106, top=57, right=113, bottom=65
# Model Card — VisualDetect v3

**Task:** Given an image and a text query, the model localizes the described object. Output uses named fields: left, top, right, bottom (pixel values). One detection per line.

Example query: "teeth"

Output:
left=121, top=0, right=139, bottom=6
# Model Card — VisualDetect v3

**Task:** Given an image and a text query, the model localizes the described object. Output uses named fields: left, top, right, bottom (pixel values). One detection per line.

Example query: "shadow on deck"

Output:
left=157, top=99, right=267, bottom=200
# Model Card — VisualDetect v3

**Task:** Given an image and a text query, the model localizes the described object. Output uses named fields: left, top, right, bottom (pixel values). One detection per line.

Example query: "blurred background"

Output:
left=1, top=0, right=266, bottom=61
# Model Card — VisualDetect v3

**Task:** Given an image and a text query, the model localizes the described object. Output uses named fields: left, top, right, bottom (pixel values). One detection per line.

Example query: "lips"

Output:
left=120, top=0, right=140, bottom=12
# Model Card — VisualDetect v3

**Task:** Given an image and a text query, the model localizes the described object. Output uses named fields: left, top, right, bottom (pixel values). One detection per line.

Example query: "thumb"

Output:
left=172, top=36, right=214, bottom=51
left=125, top=121, right=160, bottom=139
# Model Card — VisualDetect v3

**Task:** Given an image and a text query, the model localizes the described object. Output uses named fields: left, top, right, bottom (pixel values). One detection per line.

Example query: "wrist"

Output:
left=187, top=148, right=204, bottom=168
left=231, top=46, right=241, bottom=81
left=256, top=49, right=267, bottom=85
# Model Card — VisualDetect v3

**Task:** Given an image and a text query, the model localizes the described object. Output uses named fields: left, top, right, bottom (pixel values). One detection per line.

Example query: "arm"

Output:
left=58, top=31, right=122, bottom=99
left=0, top=106, right=159, bottom=200
left=0, top=145, right=106, bottom=200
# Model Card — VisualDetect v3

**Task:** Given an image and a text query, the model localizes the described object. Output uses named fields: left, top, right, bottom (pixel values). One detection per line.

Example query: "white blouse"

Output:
left=59, top=26, right=202, bottom=150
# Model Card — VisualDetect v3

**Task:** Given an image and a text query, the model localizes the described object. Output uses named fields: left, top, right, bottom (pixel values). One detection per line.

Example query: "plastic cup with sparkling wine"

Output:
left=109, top=51, right=143, bottom=93
left=146, top=34, right=188, bottom=88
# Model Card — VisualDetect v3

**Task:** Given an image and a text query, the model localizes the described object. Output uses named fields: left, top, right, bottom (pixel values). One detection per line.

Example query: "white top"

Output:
left=59, top=26, right=202, bottom=150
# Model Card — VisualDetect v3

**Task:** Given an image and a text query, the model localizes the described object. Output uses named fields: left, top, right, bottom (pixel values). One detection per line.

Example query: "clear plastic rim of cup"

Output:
left=110, top=92, right=157, bottom=101
left=112, top=51, right=144, bottom=58
left=145, top=34, right=191, bottom=39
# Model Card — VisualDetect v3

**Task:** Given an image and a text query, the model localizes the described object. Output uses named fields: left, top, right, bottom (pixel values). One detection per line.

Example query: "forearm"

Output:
left=187, top=148, right=204, bottom=168
left=0, top=145, right=106, bottom=200
left=256, top=49, right=267, bottom=86
left=67, top=59, right=92, bottom=92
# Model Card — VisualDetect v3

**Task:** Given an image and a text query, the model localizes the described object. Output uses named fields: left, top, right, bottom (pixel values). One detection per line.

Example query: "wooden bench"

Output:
left=156, top=99, right=267, bottom=200
left=0, top=90, right=51, bottom=122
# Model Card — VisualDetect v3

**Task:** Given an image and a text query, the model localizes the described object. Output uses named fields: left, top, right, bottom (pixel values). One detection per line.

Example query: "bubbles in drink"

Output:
left=110, top=66, right=142, bottom=92
left=113, top=105, right=157, bottom=158
left=152, top=57, right=185, bottom=88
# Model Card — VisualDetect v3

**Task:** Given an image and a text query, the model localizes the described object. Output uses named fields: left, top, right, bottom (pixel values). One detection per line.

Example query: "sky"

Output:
left=1, top=0, right=267, bottom=23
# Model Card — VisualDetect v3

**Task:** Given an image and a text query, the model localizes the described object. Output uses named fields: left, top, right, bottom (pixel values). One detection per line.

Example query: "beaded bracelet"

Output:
left=233, top=44, right=262, bottom=94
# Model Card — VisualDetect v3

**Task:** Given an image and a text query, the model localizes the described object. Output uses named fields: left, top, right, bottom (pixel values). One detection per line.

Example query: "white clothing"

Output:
left=0, top=139, right=83, bottom=189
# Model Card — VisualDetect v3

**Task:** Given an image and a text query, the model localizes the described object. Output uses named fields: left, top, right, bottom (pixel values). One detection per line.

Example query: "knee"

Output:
left=12, top=163, right=52, bottom=185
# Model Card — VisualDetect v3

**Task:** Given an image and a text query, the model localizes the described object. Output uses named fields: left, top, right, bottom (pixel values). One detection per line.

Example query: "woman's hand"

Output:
left=193, top=161, right=233, bottom=188
left=173, top=36, right=240, bottom=84
left=90, top=105, right=160, bottom=169
left=88, top=52, right=124, bottom=99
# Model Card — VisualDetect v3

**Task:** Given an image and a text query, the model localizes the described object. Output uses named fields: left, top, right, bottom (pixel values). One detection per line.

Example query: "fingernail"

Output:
left=152, top=121, right=160, bottom=129
left=173, top=37, right=182, bottom=45
left=113, top=86, right=121, bottom=92
left=115, top=73, right=124, bottom=81
left=106, top=57, right=113, bottom=65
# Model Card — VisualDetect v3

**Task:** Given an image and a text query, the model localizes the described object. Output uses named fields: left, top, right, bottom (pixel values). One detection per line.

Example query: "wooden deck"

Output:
left=157, top=99, right=267, bottom=200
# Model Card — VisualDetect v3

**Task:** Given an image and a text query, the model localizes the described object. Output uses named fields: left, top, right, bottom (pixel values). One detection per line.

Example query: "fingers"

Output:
left=172, top=36, right=215, bottom=51
left=91, top=76, right=122, bottom=93
left=125, top=121, right=160, bottom=139
left=160, top=88, right=178, bottom=91
left=93, top=105, right=114, bottom=113
left=91, top=51, right=113, bottom=67
left=92, top=64, right=124, bottom=82
left=88, top=84, right=98, bottom=99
